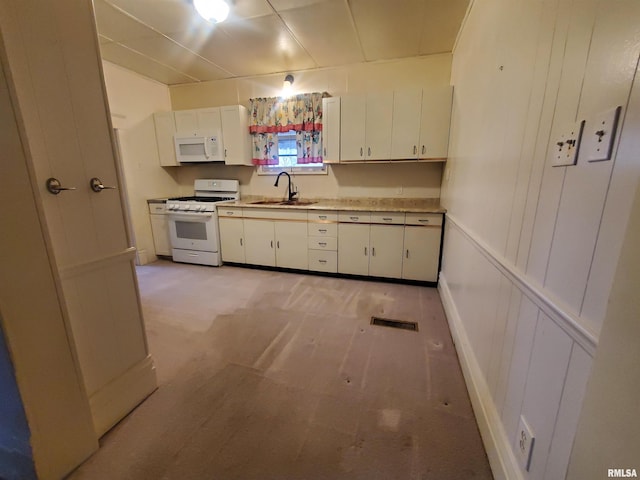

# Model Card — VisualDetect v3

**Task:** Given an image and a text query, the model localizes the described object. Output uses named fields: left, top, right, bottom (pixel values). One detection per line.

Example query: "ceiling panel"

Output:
left=93, top=0, right=470, bottom=85
left=199, top=15, right=317, bottom=76
left=120, top=33, right=231, bottom=80
left=278, top=0, right=363, bottom=67
left=349, top=0, right=425, bottom=60
left=99, top=41, right=197, bottom=84
left=419, top=0, right=470, bottom=54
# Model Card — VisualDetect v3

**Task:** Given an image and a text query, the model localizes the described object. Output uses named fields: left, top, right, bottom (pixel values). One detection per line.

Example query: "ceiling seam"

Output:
left=344, top=0, right=367, bottom=61
left=264, top=0, right=320, bottom=70
left=101, top=0, right=237, bottom=79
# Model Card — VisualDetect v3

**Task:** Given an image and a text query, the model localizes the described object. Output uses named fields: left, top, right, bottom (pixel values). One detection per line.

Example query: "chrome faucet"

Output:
left=274, top=172, right=298, bottom=202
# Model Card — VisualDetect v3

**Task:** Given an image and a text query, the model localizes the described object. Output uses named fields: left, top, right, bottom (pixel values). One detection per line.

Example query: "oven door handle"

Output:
left=168, top=212, right=214, bottom=221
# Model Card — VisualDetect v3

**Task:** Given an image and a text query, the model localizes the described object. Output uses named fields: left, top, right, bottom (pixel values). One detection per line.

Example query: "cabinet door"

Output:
left=275, top=221, right=308, bottom=270
left=243, top=219, right=276, bottom=266
left=338, top=223, right=370, bottom=275
left=153, top=112, right=178, bottom=166
left=369, top=225, right=404, bottom=278
left=174, top=110, right=198, bottom=132
left=322, top=97, right=341, bottom=163
left=402, top=226, right=441, bottom=282
left=219, top=217, right=246, bottom=263
left=419, top=86, right=453, bottom=159
left=221, top=105, right=252, bottom=166
left=391, top=89, right=422, bottom=159
left=365, top=92, right=393, bottom=160
left=150, top=214, right=171, bottom=256
left=340, top=94, right=366, bottom=161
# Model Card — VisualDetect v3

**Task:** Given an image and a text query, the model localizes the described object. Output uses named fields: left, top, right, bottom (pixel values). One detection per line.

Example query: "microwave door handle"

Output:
left=204, top=137, right=211, bottom=159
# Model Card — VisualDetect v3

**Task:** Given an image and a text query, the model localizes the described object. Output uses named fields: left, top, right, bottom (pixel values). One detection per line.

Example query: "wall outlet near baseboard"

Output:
left=516, top=415, right=535, bottom=472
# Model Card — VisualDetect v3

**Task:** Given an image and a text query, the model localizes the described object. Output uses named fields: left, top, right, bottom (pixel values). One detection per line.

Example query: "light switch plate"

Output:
left=516, top=415, right=535, bottom=472
left=583, top=106, right=621, bottom=162
left=551, top=121, right=584, bottom=167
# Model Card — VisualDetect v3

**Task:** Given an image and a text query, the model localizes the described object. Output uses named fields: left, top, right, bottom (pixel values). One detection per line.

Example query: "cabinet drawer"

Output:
left=371, top=212, right=405, bottom=225
left=405, top=213, right=443, bottom=226
left=244, top=208, right=308, bottom=221
left=308, top=250, right=338, bottom=273
left=308, top=223, right=337, bottom=237
left=338, top=211, right=371, bottom=223
left=308, top=236, right=338, bottom=251
left=148, top=203, right=166, bottom=214
left=218, top=207, right=243, bottom=218
left=308, top=210, right=338, bottom=222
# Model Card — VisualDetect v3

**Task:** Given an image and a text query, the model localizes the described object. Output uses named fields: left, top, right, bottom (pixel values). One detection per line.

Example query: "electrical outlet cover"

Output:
left=551, top=121, right=584, bottom=167
left=583, top=106, right=621, bottom=162
left=516, top=416, right=535, bottom=472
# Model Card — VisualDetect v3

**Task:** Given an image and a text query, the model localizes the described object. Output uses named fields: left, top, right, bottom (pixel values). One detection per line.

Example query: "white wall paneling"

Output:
left=442, top=0, right=640, bottom=479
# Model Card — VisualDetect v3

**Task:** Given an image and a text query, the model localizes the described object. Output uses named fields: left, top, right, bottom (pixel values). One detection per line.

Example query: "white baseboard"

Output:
left=438, top=273, right=523, bottom=480
left=89, top=355, right=157, bottom=436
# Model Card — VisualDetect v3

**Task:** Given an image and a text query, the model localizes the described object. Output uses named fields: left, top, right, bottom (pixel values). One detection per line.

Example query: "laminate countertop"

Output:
left=224, top=196, right=446, bottom=214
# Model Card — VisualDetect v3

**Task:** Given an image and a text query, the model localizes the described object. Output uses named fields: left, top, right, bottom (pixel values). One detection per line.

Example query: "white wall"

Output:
left=169, top=55, right=452, bottom=199
left=439, top=1, right=640, bottom=479
left=102, top=61, right=178, bottom=264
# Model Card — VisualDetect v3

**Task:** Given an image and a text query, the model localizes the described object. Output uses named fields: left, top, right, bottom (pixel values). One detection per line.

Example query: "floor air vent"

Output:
left=370, top=316, right=418, bottom=331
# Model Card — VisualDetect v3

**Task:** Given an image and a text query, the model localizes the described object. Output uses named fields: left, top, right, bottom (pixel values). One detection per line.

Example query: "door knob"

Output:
left=46, top=177, right=76, bottom=195
left=90, top=177, right=117, bottom=192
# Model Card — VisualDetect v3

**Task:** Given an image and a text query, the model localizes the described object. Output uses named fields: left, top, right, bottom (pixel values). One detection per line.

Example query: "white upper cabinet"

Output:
left=340, top=94, right=367, bottom=161
left=391, top=89, right=423, bottom=159
left=419, top=86, right=453, bottom=159
left=174, top=110, right=199, bottom=132
left=338, top=88, right=451, bottom=162
left=220, top=105, right=252, bottom=166
left=153, top=112, right=179, bottom=166
left=196, top=108, right=222, bottom=132
left=322, top=97, right=341, bottom=163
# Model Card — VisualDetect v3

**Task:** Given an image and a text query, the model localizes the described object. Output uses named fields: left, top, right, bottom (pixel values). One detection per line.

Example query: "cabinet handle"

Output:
left=382, top=217, right=392, bottom=222
left=422, top=145, right=426, bottom=155
left=224, top=148, right=228, bottom=157
left=277, top=240, right=280, bottom=249
left=364, top=247, right=367, bottom=256
left=360, top=147, right=363, bottom=157
left=270, top=240, right=273, bottom=248
left=319, top=229, right=327, bottom=233
left=319, top=215, right=327, bottom=220
left=226, top=211, right=234, bottom=215
left=413, top=145, right=417, bottom=155
left=372, top=247, right=376, bottom=256
left=418, top=219, right=430, bottom=223
left=319, top=242, right=327, bottom=247
left=350, top=216, right=359, bottom=221
left=368, top=147, right=371, bottom=157
left=240, top=238, right=243, bottom=246
left=319, top=259, right=327, bottom=264
left=323, top=147, right=327, bottom=156
left=406, top=249, right=409, bottom=259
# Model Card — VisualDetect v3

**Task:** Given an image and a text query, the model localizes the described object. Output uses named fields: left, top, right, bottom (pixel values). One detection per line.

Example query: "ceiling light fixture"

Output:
left=193, top=0, right=230, bottom=23
left=282, top=74, right=294, bottom=96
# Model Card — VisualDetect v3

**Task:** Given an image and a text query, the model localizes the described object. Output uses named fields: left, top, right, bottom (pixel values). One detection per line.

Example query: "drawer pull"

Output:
left=350, top=216, right=359, bottom=221
left=226, top=211, right=234, bottom=215
left=319, top=259, right=327, bottom=264
left=382, top=217, right=392, bottom=221
left=319, top=229, right=327, bottom=233
left=319, top=215, right=327, bottom=220
left=319, top=242, right=327, bottom=247
left=418, top=219, right=430, bottom=223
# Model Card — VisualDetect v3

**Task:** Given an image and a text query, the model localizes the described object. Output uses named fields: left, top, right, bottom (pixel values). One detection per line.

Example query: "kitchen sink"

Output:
left=249, top=199, right=317, bottom=206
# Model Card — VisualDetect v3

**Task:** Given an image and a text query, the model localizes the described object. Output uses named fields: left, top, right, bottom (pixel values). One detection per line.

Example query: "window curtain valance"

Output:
left=249, top=93, right=325, bottom=165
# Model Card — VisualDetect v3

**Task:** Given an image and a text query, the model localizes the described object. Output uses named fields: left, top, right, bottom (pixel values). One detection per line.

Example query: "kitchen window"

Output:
left=258, top=131, right=327, bottom=175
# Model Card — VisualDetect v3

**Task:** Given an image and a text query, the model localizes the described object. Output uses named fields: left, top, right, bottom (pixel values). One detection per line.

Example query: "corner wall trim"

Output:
left=439, top=273, right=524, bottom=480
left=445, top=214, right=597, bottom=355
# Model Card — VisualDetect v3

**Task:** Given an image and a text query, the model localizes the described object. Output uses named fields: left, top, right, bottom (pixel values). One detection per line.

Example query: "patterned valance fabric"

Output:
left=249, top=93, right=324, bottom=134
left=249, top=93, right=325, bottom=165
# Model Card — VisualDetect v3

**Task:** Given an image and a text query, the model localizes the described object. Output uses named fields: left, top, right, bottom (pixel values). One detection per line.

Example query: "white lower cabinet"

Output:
left=219, top=217, right=245, bottom=263
left=149, top=203, right=171, bottom=256
left=401, top=227, right=441, bottom=282
left=275, top=221, right=308, bottom=270
left=243, top=219, right=276, bottom=267
left=338, top=223, right=370, bottom=275
left=369, top=225, right=404, bottom=278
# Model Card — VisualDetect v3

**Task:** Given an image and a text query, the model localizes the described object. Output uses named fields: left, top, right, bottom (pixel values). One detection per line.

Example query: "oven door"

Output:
left=168, top=211, right=220, bottom=252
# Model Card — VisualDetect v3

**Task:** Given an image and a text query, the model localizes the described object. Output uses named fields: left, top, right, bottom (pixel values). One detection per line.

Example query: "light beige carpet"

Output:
left=67, top=260, right=492, bottom=479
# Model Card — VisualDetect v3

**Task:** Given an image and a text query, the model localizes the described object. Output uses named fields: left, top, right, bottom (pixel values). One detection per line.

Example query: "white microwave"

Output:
left=174, top=130, right=222, bottom=163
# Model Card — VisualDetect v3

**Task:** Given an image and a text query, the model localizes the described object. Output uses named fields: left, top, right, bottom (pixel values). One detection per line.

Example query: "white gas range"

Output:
left=166, top=179, right=239, bottom=266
